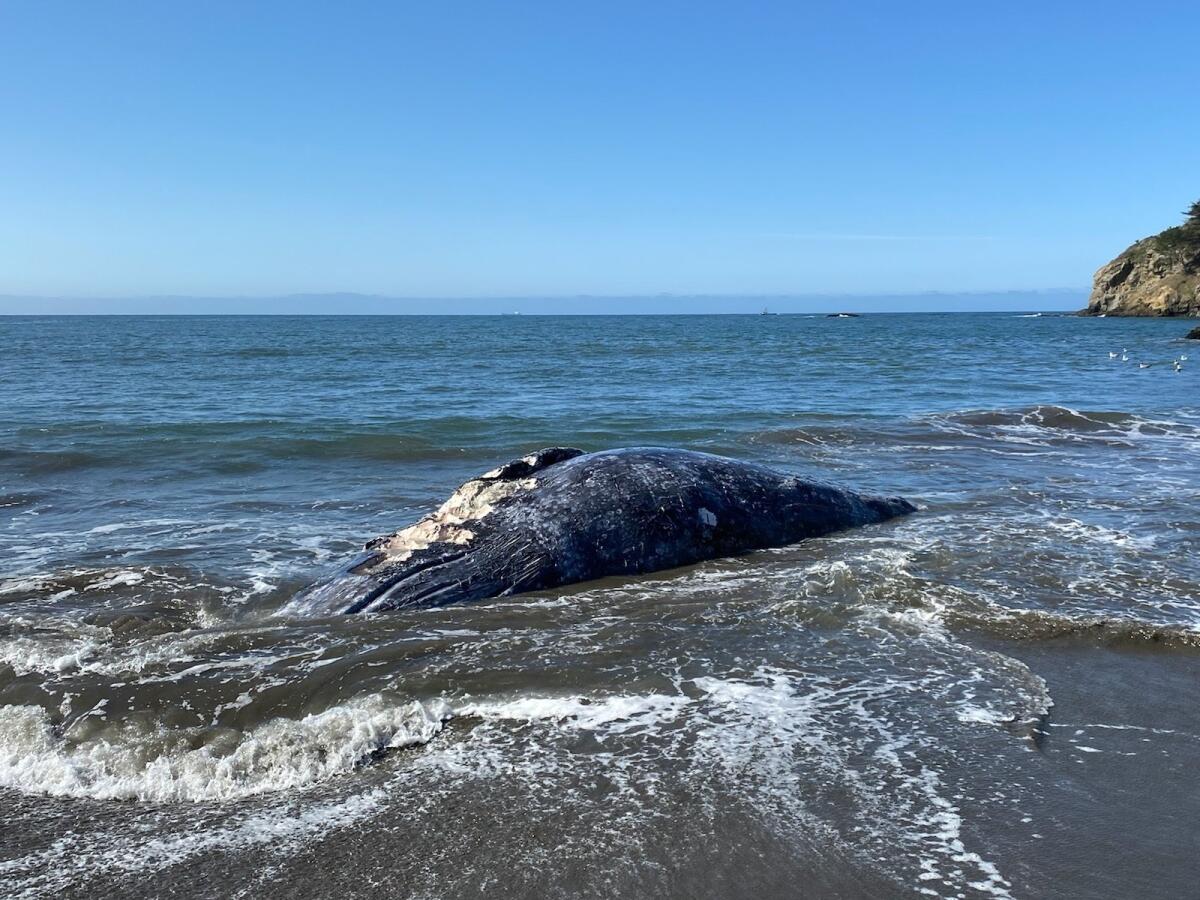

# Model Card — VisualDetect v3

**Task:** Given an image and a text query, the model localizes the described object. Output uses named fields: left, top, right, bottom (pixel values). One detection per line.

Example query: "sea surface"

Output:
left=0, top=313, right=1197, bottom=899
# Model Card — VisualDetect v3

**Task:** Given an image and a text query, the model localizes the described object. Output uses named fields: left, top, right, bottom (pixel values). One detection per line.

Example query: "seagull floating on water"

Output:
left=1175, top=360, right=1183, bottom=373
left=1121, top=349, right=1129, bottom=361
left=1138, top=362, right=1151, bottom=369
left=1108, top=351, right=1118, bottom=359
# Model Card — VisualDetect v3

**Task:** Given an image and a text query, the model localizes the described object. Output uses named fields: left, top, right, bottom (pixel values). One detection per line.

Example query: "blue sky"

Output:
left=1, top=1, right=1196, bottom=311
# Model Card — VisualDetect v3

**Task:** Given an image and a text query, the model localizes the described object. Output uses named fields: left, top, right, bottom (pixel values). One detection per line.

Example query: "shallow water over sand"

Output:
left=1, top=313, right=1198, bottom=898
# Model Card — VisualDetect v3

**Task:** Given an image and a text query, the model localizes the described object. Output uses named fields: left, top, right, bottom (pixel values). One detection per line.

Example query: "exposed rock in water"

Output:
left=1082, top=204, right=1200, bottom=317
left=1188, top=326, right=1200, bottom=339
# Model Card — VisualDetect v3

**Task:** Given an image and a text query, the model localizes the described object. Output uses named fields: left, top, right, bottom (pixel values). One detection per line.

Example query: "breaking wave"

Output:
left=0, top=694, right=449, bottom=803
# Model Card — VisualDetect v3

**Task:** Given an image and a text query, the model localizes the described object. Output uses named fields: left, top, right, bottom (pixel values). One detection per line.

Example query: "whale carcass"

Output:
left=285, top=447, right=916, bottom=616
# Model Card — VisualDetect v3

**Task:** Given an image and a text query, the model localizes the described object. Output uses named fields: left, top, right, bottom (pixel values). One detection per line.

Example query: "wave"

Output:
left=757, top=536, right=1200, bottom=654
left=941, top=405, right=1174, bottom=432
left=745, top=406, right=1200, bottom=462
left=0, top=693, right=449, bottom=802
left=0, top=690, right=701, bottom=804
left=931, top=405, right=1200, bottom=444
left=954, top=607, right=1200, bottom=651
left=0, top=448, right=112, bottom=475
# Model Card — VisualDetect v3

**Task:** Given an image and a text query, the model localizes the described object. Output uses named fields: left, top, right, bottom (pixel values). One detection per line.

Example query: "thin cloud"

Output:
left=761, top=232, right=998, bottom=242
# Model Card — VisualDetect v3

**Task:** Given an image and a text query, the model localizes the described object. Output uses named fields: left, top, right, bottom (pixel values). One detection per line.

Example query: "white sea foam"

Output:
left=460, top=693, right=692, bottom=735
left=84, top=518, right=194, bottom=536
left=431, top=656, right=1032, bottom=898
left=0, top=565, right=184, bottom=599
left=0, top=632, right=105, bottom=676
left=83, top=569, right=146, bottom=590
left=0, top=694, right=449, bottom=802
left=0, top=625, right=220, bottom=678
left=1038, top=515, right=1155, bottom=551
left=956, top=704, right=1012, bottom=726
left=920, top=406, right=1194, bottom=459
left=691, top=668, right=1018, bottom=898
left=0, top=575, right=53, bottom=596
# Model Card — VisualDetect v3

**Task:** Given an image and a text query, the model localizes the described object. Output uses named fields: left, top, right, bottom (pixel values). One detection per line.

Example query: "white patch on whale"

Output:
left=377, top=476, right=537, bottom=562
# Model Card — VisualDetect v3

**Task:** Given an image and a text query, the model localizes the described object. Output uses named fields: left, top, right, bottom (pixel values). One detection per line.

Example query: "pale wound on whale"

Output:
left=376, top=476, right=537, bottom=562
left=363, top=448, right=582, bottom=567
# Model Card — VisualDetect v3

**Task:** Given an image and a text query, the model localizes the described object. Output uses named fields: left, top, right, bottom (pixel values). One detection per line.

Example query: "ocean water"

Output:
left=0, top=312, right=1197, bottom=899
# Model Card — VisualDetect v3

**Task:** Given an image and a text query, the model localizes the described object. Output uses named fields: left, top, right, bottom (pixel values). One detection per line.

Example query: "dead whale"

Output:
left=284, top=447, right=916, bottom=616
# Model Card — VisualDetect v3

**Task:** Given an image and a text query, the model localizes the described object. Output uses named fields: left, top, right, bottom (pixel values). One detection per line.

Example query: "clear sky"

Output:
left=1, top=1, right=1196, bottom=311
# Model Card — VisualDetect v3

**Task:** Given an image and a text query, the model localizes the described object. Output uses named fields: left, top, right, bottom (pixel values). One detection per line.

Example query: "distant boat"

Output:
left=826, top=312, right=860, bottom=318
left=760, top=307, right=777, bottom=316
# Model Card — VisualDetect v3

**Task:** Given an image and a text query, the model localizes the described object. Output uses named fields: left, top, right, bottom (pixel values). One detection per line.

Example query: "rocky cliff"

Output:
left=1082, top=209, right=1200, bottom=317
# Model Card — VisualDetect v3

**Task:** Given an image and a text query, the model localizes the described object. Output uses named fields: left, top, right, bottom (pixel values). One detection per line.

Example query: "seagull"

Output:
left=1175, top=360, right=1183, bottom=373
left=1181, top=354, right=1189, bottom=361
left=1109, top=351, right=1118, bottom=359
left=1138, top=362, right=1151, bottom=369
left=1121, top=349, right=1130, bottom=361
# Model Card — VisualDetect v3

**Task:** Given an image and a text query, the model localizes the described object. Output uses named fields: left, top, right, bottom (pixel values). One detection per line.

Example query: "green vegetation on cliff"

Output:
left=1148, top=200, right=1200, bottom=265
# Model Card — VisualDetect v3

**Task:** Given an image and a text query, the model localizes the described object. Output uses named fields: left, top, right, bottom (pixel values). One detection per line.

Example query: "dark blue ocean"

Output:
left=1, top=313, right=1198, bottom=899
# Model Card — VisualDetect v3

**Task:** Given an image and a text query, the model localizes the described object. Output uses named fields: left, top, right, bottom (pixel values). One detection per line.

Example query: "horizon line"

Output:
left=0, top=311, right=1089, bottom=318
left=2, top=288, right=1087, bottom=301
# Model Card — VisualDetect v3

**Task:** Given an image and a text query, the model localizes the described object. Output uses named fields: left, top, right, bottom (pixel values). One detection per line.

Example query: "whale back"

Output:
left=509, top=448, right=910, bottom=584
